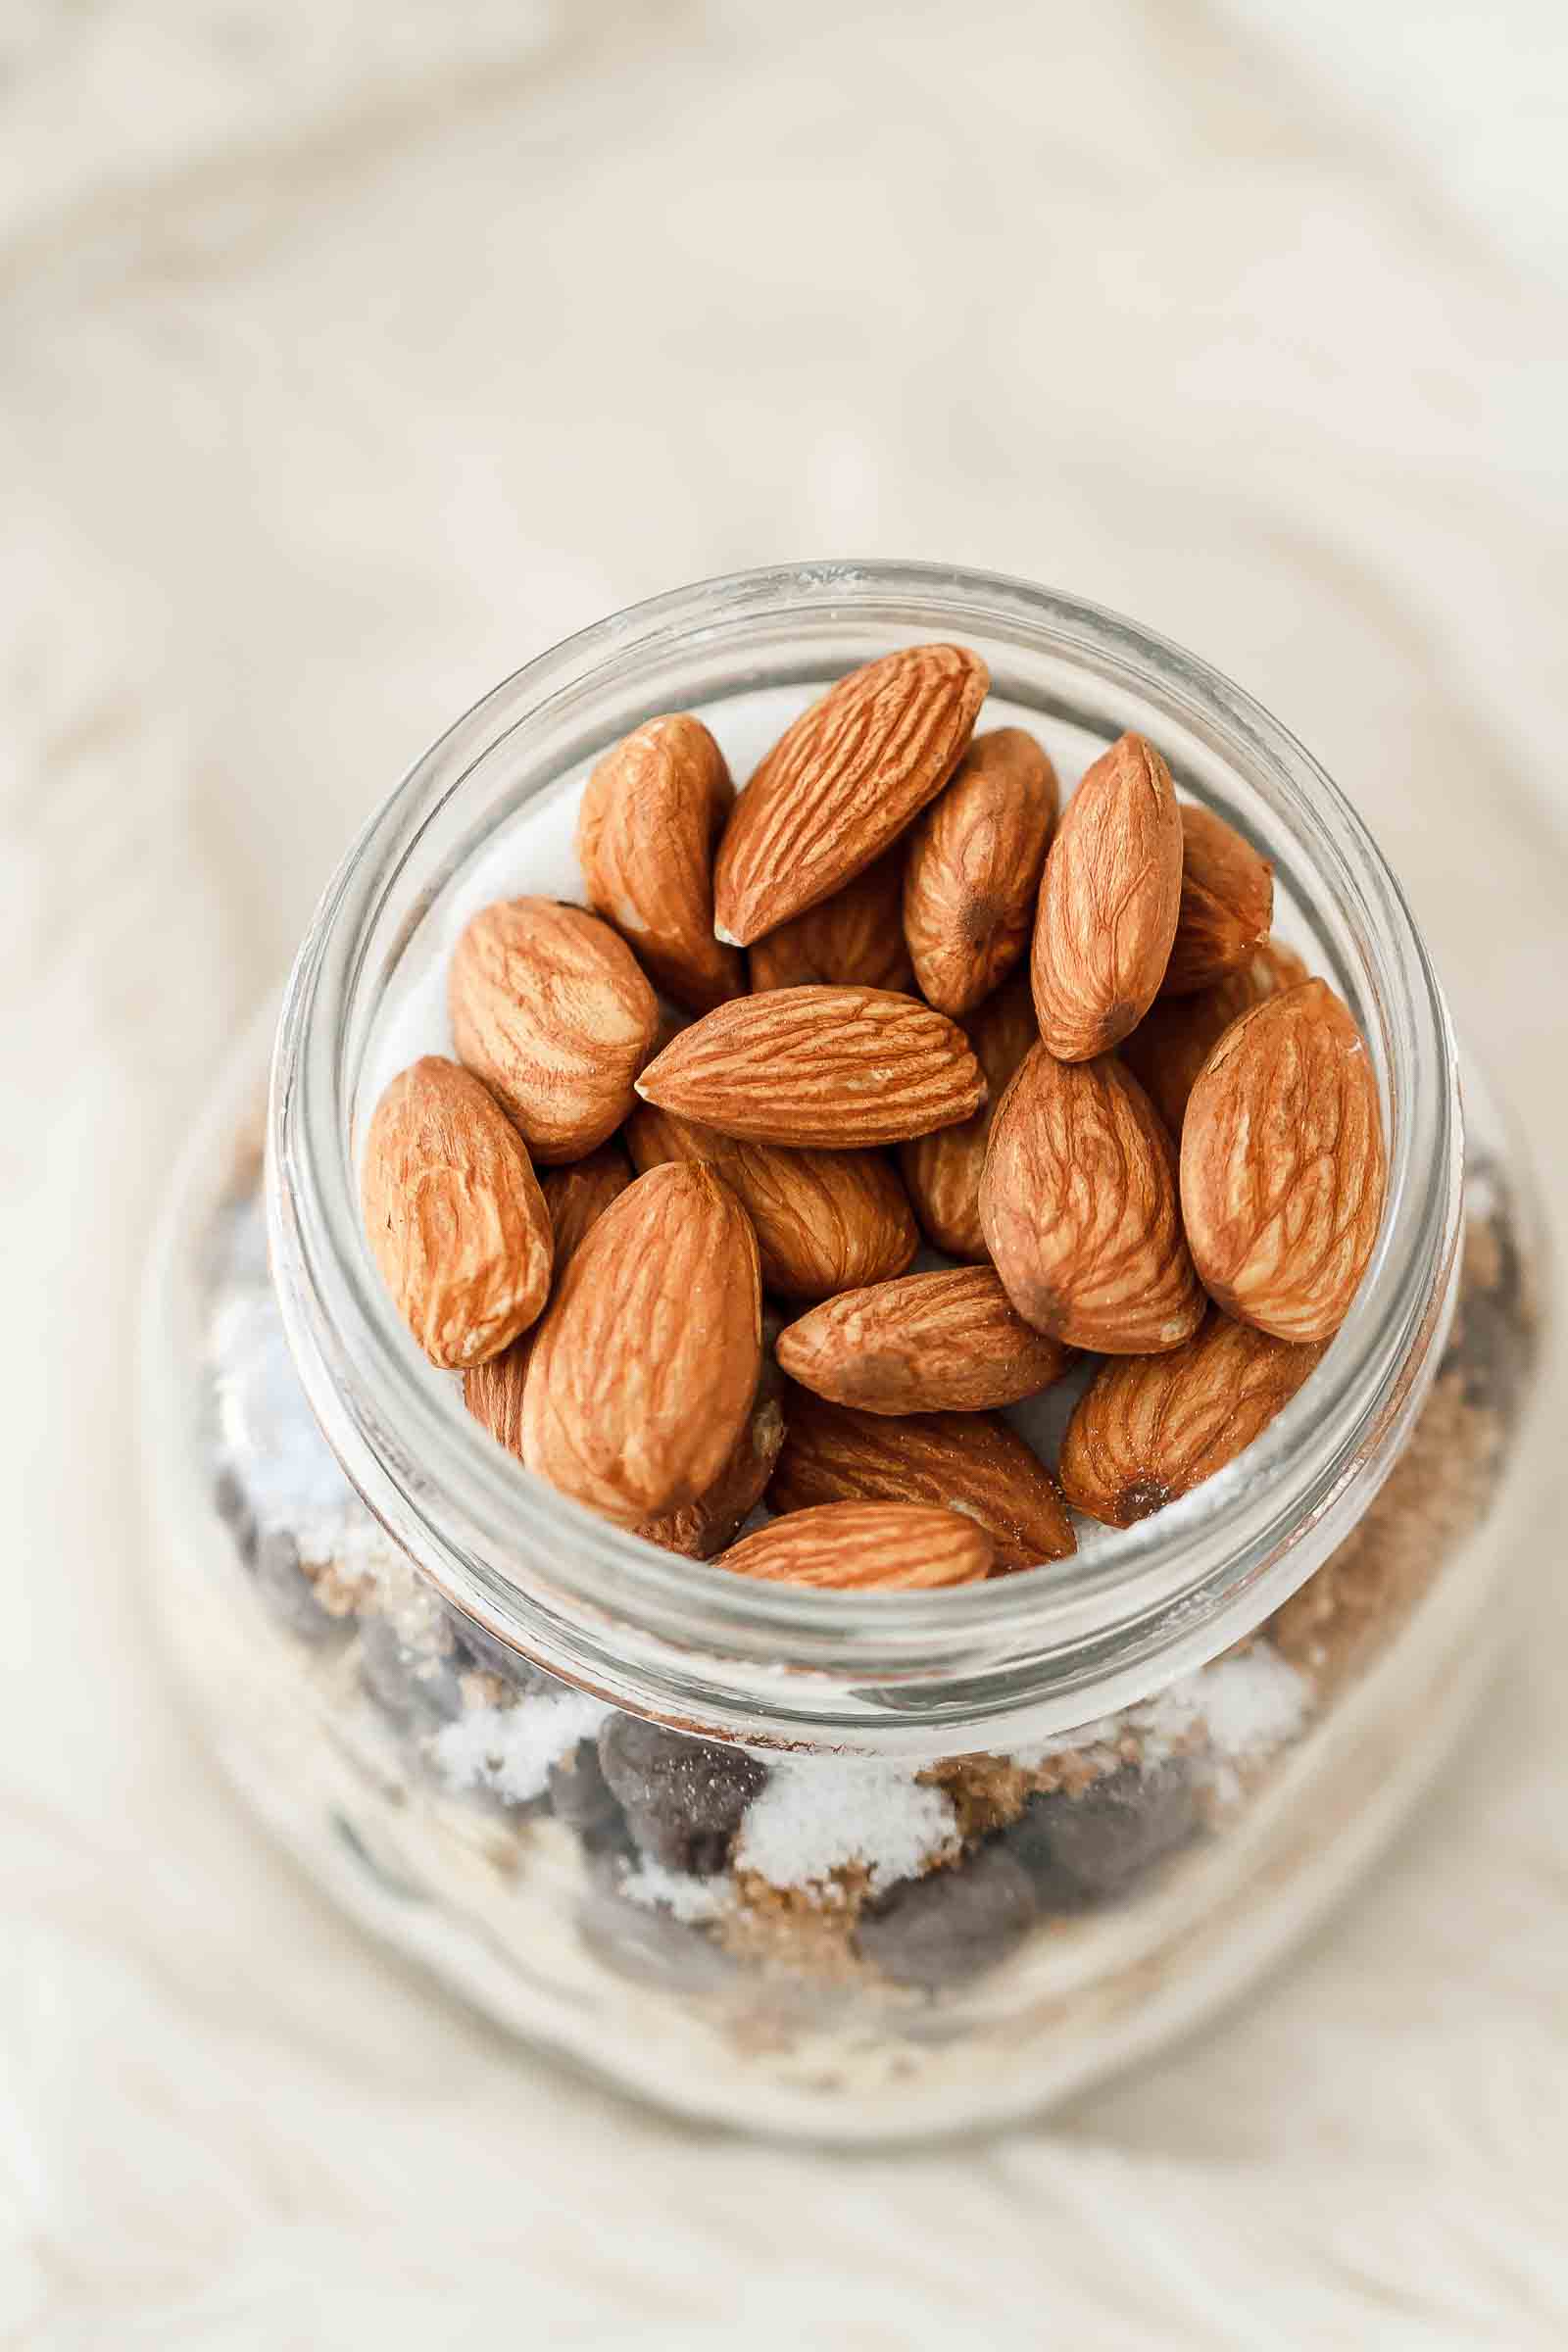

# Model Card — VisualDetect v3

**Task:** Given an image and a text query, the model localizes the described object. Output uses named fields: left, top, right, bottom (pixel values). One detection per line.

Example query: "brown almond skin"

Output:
left=626, top=1102, right=916, bottom=1300
left=777, top=1267, right=1071, bottom=1416
left=449, top=898, right=659, bottom=1164
left=576, top=714, right=746, bottom=1013
left=771, top=1392, right=1076, bottom=1571
left=521, top=1162, right=761, bottom=1526
left=1031, top=732, right=1183, bottom=1060
left=635, top=986, right=985, bottom=1149
left=464, top=1326, right=537, bottom=1458
left=714, top=645, right=989, bottom=947
left=899, top=971, right=1037, bottom=1260
left=903, top=728, right=1057, bottom=1016
left=1180, top=978, right=1387, bottom=1342
left=1161, top=805, right=1274, bottom=996
left=639, top=1363, right=787, bottom=1558
left=1122, top=937, right=1308, bottom=1137
left=540, top=1140, right=635, bottom=1273
left=749, top=848, right=913, bottom=996
left=718, top=1500, right=994, bottom=1591
left=1059, top=1313, right=1328, bottom=1527
left=362, top=1056, right=553, bottom=1370
left=980, top=1045, right=1205, bottom=1353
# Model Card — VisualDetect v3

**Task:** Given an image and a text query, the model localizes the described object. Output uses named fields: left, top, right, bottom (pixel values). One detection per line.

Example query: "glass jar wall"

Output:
left=141, top=566, right=1549, bottom=2139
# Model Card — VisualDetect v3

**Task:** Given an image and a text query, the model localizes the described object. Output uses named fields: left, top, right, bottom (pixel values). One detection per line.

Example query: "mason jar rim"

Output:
left=267, top=560, right=1462, bottom=1753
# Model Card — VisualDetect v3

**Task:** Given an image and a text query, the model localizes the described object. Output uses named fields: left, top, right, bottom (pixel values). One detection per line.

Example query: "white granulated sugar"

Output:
left=430, top=1690, right=612, bottom=1807
left=616, top=1859, right=733, bottom=1926
left=1011, top=1716, right=1125, bottom=1771
left=214, top=1293, right=362, bottom=1527
left=1134, top=1644, right=1308, bottom=1799
left=734, top=1759, right=959, bottom=1895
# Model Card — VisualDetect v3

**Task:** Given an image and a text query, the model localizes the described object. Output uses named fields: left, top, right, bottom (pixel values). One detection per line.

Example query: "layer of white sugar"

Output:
left=734, top=1757, right=960, bottom=1894
left=617, top=1858, right=734, bottom=1925
left=1134, top=1645, right=1309, bottom=1800
left=429, top=1690, right=612, bottom=1806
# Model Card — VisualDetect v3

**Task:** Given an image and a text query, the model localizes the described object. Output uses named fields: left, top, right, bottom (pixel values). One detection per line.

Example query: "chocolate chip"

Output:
left=358, top=1615, right=465, bottom=1730
left=214, top=1464, right=259, bottom=1568
left=597, top=1716, right=767, bottom=1876
left=254, top=1530, right=344, bottom=1642
left=577, top=1876, right=737, bottom=1994
left=444, top=1608, right=560, bottom=1696
left=858, top=1846, right=1038, bottom=1989
left=1024, top=1762, right=1199, bottom=1899
left=549, top=1738, right=628, bottom=1853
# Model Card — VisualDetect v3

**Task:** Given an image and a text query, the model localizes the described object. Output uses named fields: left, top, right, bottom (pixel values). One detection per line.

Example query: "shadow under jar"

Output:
left=141, top=563, right=1550, bottom=2141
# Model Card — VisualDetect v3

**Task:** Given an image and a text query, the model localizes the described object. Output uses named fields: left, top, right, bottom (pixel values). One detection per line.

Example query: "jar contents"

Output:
left=183, top=1123, right=1533, bottom=2132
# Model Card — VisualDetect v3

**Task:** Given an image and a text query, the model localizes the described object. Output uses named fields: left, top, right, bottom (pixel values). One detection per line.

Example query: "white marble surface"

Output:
left=4, top=2, right=1568, bottom=2342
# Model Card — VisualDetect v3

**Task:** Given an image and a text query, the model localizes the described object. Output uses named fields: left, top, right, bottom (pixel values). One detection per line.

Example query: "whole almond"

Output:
left=540, top=1140, right=635, bottom=1272
left=1058, top=1313, right=1328, bottom=1527
left=626, top=1102, right=916, bottom=1300
left=771, top=1392, right=1076, bottom=1571
left=639, top=1370, right=787, bottom=1558
left=521, top=1162, right=761, bottom=1526
left=1121, top=937, right=1308, bottom=1136
left=749, top=848, right=913, bottom=995
left=777, top=1266, right=1071, bottom=1415
left=713, top=645, right=989, bottom=947
left=899, top=971, right=1036, bottom=1260
left=361, top=1055, right=553, bottom=1370
left=718, top=1500, right=993, bottom=1591
left=449, top=897, right=659, bottom=1164
left=903, top=727, right=1057, bottom=1016
left=1161, top=804, right=1274, bottom=995
left=1180, top=978, right=1387, bottom=1342
left=980, top=1045, right=1204, bottom=1352
left=576, top=714, right=746, bottom=1013
left=635, top=986, right=985, bottom=1149
left=464, top=1326, right=537, bottom=1458
left=1031, top=732, right=1183, bottom=1059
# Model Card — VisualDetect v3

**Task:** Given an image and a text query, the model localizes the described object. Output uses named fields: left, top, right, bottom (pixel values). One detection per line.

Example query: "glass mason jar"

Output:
left=141, top=563, right=1550, bottom=2141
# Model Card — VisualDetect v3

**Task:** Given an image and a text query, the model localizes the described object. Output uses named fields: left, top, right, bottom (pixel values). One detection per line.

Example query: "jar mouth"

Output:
left=269, top=560, right=1462, bottom=1748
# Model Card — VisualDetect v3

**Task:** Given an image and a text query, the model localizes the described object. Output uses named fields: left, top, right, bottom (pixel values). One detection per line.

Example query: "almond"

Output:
left=713, top=645, right=989, bottom=947
left=770, top=1391, right=1076, bottom=1571
left=464, top=1326, right=537, bottom=1458
left=748, top=848, right=913, bottom=995
left=626, top=1102, right=916, bottom=1300
left=1180, top=978, right=1386, bottom=1342
left=898, top=971, right=1036, bottom=1260
left=639, top=1366, right=787, bottom=1558
left=717, top=1500, right=993, bottom=1591
left=776, top=1266, right=1071, bottom=1415
left=449, top=898, right=659, bottom=1164
left=635, top=986, right=985, bottom=1149
left=902, top=727, right=1057, bottom=1016
left=520, top=1162, right=761, bottom=1526
left=1121, top=937, right=1308, bottom=1136
left=1058, top=1312, right=1328, bottom=1526
left=576, top=713, right=746, bottom=1013
left=1161, top=804, right=1274, bottom=995
left=361, top=1055, right=553, bottom=1370
left=1030, top=732, right=1183, bottom=1059
left=540, top=1140, right=635, bottom=1272
left=980, top=1045, right=1204, bottom=1352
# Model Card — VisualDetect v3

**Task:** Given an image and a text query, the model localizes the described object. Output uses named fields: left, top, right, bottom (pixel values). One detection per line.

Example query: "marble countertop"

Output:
left=4, top=2, right=1567, bottom=2342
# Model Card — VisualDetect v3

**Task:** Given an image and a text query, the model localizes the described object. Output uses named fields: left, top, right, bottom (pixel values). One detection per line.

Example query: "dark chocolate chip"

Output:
left=254, top=1530, right=345, bottom=1643
left=445, top=1608, right=561, bottom=1695
left=597, top=1716, right=767, bottom=1876
left=549, top=1738, right=628, bottom=1851
left=576, top=1876, right=737, bottom=1994
left=858, top=1845, right=1038, bottom=1989
left=1025, top=1762, right=1199, bottom=1898
left=214, top=1464, right=259, bottom=1567
left=358, top=1614, right=465, bottom=1731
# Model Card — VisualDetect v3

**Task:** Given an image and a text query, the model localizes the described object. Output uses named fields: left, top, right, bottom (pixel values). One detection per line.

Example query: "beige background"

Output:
left=4, top=1, right=1567, bottom=2342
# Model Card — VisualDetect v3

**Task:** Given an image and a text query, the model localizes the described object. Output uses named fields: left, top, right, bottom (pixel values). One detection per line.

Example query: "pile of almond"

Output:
left=361, top=645, right=1387, bottom=1591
